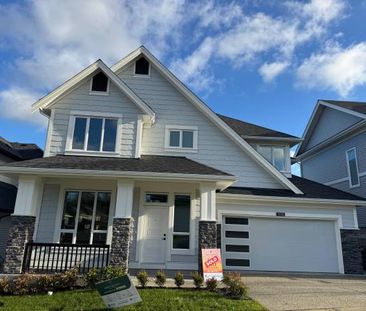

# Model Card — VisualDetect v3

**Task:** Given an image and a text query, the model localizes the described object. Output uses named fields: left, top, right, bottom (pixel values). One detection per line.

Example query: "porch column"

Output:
left=198, top=183, right=217, bottom=272
left=110, top=180, right=134, bottom=270
left=3, top=176, right=42, bottom=274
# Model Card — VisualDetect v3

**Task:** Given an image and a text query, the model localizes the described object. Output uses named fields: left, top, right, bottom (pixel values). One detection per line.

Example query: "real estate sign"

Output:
left=202, top=248, right=223, bottom=281
left=95, top=275, right=141, bottom=308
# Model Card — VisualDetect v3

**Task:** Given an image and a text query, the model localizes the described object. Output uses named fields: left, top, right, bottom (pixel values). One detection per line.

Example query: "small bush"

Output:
left=174, top=272, right=185, bottom=288
left=136, top=270, right=149, bottom=288
left=84, top=265, right=126, bottom=288
left=222, top=272, right=247, bottom=299
left=205, top=278, right=218, bottom=292
left=191, top=271, right=204, bottom=289
left=0, top=277, right=9, bottom=295
left=154, top=270, right=166, bottom=288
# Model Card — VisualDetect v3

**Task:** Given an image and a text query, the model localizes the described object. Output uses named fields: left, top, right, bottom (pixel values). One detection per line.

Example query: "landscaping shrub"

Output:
left=191, top=271, right=204, bottom=289
left=0, top=276, right=9, bottom=295
left=205, top=278, right=218, bottom=292
left=222, top=272, right=247, bottom=299
left=174, top=272, right=185, bottom=288
left=136, top=270, right=149, bottom=288
left=154, top=270, right=166, bottom=288
left=84, top=265, right=126, bottom=288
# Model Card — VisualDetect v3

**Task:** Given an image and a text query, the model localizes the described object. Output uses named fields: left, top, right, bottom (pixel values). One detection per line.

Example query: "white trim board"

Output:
left=111, top=46, right=303, bottom=195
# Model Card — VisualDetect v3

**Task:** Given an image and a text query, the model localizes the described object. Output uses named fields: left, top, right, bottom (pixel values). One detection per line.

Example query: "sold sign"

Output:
left=205, top=256, right=219, bottom=268
left=201, top=249, right=223, bottom=282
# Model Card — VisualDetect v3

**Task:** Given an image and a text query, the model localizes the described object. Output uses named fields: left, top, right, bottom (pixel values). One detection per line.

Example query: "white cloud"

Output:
left=0, top=87, right=46, bottom=127
left=259, top=61, right=289, bottom=82
left=296, top=42, right=366, bottom=96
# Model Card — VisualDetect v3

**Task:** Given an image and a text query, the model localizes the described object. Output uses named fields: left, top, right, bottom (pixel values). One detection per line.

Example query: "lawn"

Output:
left=0, top=288, right=266, bottom=311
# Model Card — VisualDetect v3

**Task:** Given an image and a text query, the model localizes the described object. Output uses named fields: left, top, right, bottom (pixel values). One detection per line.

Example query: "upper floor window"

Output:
left=346, top=148, right=360, bottom=188
left=165, top=125, right=198, bottom=151
left=66, top=112, right=122, bottom=155
left=257, top=145, right=287, bottom=172
left=90, top=72, right=109, bottom=94
left=134, top=57, right=150, bottom=76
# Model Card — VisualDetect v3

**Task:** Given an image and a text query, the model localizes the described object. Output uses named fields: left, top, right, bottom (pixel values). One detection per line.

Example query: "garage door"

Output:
left=222, top=216, right=340, bottom=273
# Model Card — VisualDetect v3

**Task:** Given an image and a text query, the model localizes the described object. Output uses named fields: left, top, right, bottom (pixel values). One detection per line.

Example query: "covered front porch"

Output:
left=1, top=157, right=234, bottom=274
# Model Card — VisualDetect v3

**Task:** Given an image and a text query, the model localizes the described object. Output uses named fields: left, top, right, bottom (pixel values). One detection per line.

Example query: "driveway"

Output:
left=244, top=274, right=366, bottom=311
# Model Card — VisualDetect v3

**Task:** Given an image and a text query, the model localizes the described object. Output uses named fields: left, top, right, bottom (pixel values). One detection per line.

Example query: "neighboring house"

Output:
left=295, top=99, right=366, bottom=268
left=0, top=47, right=365, bottom=276
left=0, top=137, right=43, bottom=269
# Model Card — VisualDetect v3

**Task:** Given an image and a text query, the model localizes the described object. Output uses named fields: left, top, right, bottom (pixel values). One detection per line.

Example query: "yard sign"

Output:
left=202, top=248, right=223, bottom=281
left=95, top=275, right=141, bottom=308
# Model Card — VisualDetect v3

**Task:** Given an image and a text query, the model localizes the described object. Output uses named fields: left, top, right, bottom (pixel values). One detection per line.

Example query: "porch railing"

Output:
left=22, top=242, right=110, bottom=273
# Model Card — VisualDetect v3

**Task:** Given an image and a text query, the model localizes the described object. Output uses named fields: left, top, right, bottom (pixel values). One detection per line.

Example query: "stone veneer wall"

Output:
left=198, top=221, right=217, bottom=272
left=341, top=229, right=363, bottom=274
left=3, top=215, right=36, bottom=274
left=110, top=218, right=133, bottom=270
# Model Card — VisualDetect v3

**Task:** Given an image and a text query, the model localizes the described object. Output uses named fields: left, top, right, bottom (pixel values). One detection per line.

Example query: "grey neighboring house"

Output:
left=0, top=137, right=43, bottom=269
left=295, top=99, right=366, bottom=267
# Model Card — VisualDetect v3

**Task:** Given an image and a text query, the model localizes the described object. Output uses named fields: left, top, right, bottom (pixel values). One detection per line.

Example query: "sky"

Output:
left=1, top=0, right=366, bottom=155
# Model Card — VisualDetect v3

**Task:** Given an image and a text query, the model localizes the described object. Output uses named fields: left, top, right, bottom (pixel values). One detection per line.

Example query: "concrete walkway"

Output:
left=244, top=274, right=366, bottom=311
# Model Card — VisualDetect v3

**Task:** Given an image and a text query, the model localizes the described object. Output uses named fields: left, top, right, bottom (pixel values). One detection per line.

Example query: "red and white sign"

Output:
left=201, top=248, right=223, bottom=281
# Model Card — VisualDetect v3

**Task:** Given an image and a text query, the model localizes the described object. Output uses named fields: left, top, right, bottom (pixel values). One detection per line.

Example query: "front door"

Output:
left=140, top=207, right=168, bottom=263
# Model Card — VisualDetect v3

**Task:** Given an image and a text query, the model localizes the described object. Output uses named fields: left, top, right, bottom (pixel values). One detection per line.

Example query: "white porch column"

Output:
left=115, top=179, right=134, bottom=218
left=200, top=182, right=217, bottom=221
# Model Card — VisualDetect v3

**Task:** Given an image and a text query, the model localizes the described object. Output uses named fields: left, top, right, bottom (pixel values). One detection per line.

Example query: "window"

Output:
left=346, top=148, right=360, bottom=187
left=165, top=126, right=198, bottom=150
left=172, top=195, right=191, bottom=249
left=145, top=193, right=168, bottom=204
left=225, top=231, right=249, bottom=238
left=90, top=72, right=109, bottom=93
left=226, top=259, right=250, bottom=267
left=60, top=191, right=111, bottom=245
left=135, top=57, right=150, bottom=75
left=225, top=217, right=248, bottom=225
left=70, top=116, right=118, bottom=152
left=257, top=145, right=287, bottom=171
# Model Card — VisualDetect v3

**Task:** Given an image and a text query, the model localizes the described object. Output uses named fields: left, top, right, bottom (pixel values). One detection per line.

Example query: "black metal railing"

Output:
left=22, top=242, right=110, bottom=273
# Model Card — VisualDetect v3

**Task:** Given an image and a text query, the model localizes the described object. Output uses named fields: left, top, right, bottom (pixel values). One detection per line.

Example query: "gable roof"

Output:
left=295, top=99, right=366, bottom=157
left=218, top=114, right=301, bottom=145
left=112, top=46, right=303, bottom=194
left=31, top=59, right=155, bottom=120
left=0, top=137, right=43, bottom=161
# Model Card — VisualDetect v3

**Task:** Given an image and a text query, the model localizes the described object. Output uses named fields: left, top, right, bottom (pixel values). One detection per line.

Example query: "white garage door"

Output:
left=222, top=216, right=340, bottom=273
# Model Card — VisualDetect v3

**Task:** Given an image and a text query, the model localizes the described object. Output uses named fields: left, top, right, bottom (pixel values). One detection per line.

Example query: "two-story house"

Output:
left=0, top=47, right=365, bottom=275
left=295, top=99, right=366, bottom=270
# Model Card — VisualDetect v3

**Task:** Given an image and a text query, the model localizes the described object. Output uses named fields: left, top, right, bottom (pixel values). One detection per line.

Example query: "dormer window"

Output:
left=134, top=57, right=150, bottom=76
left=90, top=72, right=109, bottom=94
left=257, top=145, right=287, bottom=172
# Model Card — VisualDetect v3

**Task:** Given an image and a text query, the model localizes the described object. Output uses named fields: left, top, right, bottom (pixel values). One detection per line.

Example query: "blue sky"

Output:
left=1, top=0, right=366, bottom=152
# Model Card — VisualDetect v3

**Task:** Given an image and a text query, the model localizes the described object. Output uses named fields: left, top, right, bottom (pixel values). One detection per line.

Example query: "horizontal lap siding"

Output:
left=36, top=184, right=60, bottom=242
left=118, top=64, right=282, bottom=189
left=49, top=79, right=140, bottom=157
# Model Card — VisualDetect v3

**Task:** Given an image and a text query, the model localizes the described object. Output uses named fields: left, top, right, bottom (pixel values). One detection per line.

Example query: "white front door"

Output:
left=141, top=207, right=168, bottom=263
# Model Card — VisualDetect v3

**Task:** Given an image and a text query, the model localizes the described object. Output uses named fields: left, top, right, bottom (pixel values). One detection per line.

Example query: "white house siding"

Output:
left=116, top=64, right=283, bottom=189
left=36, top=184, right=60, bottom=242
left=48, top=78, right=142, bottom=157
left=306, top=107, right=362, bottom=151
left=0, top=215, right=10, bottom=261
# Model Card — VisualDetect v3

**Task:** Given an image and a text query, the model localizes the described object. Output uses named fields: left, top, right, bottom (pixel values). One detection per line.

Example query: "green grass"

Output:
left=0, top=288, right=265, bottom=311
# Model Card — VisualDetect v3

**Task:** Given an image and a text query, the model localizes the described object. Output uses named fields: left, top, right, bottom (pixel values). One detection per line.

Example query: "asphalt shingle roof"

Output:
left=1, top=155, right=233, bottom=176
left=0, top=137, right=43, bottom=161
left=221, top=175, right=364, bottom=201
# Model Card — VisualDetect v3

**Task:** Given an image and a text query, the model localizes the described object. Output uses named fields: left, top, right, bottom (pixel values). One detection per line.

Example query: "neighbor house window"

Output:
left=90, top=72, right=109, bottom=93
left=60, top=191, right=111, bottom=245
left=346, top=148, right=360, bottom=187
left=135, top=57, right=150, bottom=75
left=172, top=195, right=191, bottom=249
left=165, top=126, right=198, bottom=150
left=257, top=145, right=287, bottom=171
left=70, top=116, right=118, bottom=152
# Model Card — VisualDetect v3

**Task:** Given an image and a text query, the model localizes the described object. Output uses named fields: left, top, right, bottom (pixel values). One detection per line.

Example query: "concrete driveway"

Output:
left=244, top=274, right=366, bottom=311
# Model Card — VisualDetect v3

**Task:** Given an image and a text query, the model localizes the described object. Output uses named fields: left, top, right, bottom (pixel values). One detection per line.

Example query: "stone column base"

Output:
left=3, top=215, right=36, bottom=274
left=341, top=229, right=363, bottom=274
left=110, top=217, right=133, bottom=270
left=198, top=220, right=217, bottom=272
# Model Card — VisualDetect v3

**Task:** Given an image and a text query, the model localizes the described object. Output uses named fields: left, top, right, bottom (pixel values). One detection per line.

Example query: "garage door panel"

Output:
left=223, top=216, right=340, bottom=273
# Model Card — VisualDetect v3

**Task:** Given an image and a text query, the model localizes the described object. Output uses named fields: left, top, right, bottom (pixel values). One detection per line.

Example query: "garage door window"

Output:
left=226, top=245, right=249, bottom=252
left=225, top=217, right=248, bottom=225
left=225, top=231, right=249, bottom=238
left=226, top=259, right=250, bottom=267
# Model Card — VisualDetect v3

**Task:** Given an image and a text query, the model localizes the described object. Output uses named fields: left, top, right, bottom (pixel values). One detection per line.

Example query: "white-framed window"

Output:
left=144, top=192, right=169, bottom=205
left=59, top=191, right=112, bottom=245
left=172, top=194, right=191, bottom=250
left=134, top=56, right=150, bottom=77
left=66, top=111, right=122, bottom=155
left=257, top=145, right=288, bottom=172
left=164, top=125, right=198, bottom=151
left=346, top=148, right=360, bottom=188
left=89, top=72, right=110, bottom=95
